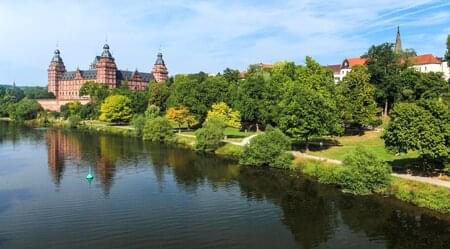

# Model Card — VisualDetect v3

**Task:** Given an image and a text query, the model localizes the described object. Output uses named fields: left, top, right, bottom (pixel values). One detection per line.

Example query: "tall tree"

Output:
left=99, top=95, right=133, bottom=123
left=337, top=65, right=378, bottom=129
left=445, top=34, right=450, bottom=65
left=206, top=102, right=241, bottom=129
left=165, top=106, right=196, bottom=131
left=79, top=81, right=109, bottom=104
left=365, top=43, right=404, bottom=116
left=148, top=81, right=170, bottom=111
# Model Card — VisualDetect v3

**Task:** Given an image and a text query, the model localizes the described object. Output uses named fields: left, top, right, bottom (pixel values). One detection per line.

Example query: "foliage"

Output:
left=194, top=118, right=226, bottom=152
left=206, top=102, right=241, bottom=129
left=0, top=86, right=25, bottom=117
left=391, top=177, right=450, bottom=214
left=148, top=82, right=170, bottom=111
left=22, top=86, right=55, bottom=99
left=239, top=127, right=292, bottom=168
left=167, top=73, right=231, bottom=121
left=145, top=104, right=160, bottom=119
left=8, top=98, right=43, bottom=121
left=445, top=34, right=450, bottom=66
left=337, top=65, right=378, bottom=128
left=131, top=114, right=146, bottom=137
left=111, top=87, right=148, bottom=114
left=99, top=95, right=133, bottom=123
left=222, top=68, right=240, bottom=83
left=165, top=106, right=196, bottom=130
left=383, top=100, right=449, bottom=166
left=142, top=116, right=174, bottom=142
left=338, top=147, right=392, bottom=195
left=365, top=43, right=404, bottom=114
left=67, top=115, right=81, bottom=128
left=79, top=81, right=109, bottom=104
left=60, top=101, right=83, bottom=119
left=215, top=144, right=244, bottom=160
left=278, top=60, right=343, bottom=146
left=296, top=159, right=343, bottom=184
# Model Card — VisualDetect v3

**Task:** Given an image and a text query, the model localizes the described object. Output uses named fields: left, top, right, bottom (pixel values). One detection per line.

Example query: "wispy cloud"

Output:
left=0, top=0, right=448, bottom=85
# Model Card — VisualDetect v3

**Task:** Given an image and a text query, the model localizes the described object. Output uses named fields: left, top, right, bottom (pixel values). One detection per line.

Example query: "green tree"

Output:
left=206, top=102, right=241, bottom=129
left=8, top=99, right=43, bottom=121
left=60, top=101, right=83, bottom=119
left=278, top=58, right=343, bottom=148
left=239, top=127, right=292, bottom=168
left=99, top=95, right=133, bottom=123
left=148, top=82, right=170, bottom=111
left=111, top=87, right=148, bottom=114
left=339, top=147, right=391, bottom=195
left=337, top=65, right=378, bottom=128
left=365, top=43, right=404, bottom=115
left=79, top=81, right=109, bottom=104
left=222, top=68, right=240, bottom=83
left=445, top=34, right=450, bottom=65
left=143, top=116, right=174, bottom=142
left=145, top=104, right=160, bottom=119
left=383, top=100, right=449, bottom=166
left=131, top=114, right=146, bottom=137
left=195, top=118, right=226, bottom=152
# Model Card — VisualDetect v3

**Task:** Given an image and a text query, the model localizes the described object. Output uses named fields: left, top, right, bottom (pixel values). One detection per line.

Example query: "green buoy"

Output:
left=86, top=166, right=94, bottom=180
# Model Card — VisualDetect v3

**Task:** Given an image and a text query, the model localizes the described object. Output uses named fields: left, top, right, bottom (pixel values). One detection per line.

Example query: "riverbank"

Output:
left=4, top=119, right=450, bottom=215
left=294, top=158, right=450, bottom=214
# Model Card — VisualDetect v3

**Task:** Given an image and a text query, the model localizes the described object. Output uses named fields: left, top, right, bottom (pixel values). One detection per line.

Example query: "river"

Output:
left=0, top=122, right=449, bottom=249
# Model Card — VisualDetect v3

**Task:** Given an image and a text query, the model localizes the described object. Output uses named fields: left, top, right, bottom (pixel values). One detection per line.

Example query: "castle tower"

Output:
left=96, top=44, right=117, bottom=88
left=152, top=52, right=168, bottom=82
left=48, top=49, right=66, bottom=98
left=394, top=26, right=402, bottom=54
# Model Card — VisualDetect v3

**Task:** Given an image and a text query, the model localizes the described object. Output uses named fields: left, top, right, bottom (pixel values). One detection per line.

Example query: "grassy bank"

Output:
left=294, top=158, right=450, bottom=214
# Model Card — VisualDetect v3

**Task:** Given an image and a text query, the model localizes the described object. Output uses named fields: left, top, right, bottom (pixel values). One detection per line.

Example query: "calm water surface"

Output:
left=0, top=122, right=449, bottom=249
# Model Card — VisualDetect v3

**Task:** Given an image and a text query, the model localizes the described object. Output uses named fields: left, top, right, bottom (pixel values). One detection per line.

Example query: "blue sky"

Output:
left=0, top=0, right=449, bottom=86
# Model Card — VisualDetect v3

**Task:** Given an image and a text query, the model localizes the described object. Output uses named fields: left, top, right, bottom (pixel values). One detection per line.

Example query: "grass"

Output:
left=215, top=143, right=244, bottom=160
left=305, top=131, right=419, bottom=163
left=294, top=157, right=450, bottom=214
left=80, top=120, right=136, bottom=137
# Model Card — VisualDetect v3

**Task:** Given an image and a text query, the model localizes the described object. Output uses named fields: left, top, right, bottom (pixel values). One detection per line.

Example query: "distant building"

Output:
left=47, top=44, right=168, bottom=101
left=329, top=27, right=449, bottom=82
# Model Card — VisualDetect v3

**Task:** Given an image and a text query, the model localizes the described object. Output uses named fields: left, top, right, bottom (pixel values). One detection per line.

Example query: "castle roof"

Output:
left=155, top=52, right=166, bottom=66
left=60, top=69, right=154, bottom=81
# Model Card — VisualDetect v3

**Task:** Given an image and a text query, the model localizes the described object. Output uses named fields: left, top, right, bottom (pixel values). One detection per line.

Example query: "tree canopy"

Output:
left=99, top=95, right=133, bottom=123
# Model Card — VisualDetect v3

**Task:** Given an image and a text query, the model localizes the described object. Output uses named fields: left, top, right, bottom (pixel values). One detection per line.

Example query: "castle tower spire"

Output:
left=394, top=26, right=402, bottom=54
left=96, top=43, right=117, bottom=88
left=48, top=49, right=66, bottom=98
left=152, top=52, right=168, bottom=83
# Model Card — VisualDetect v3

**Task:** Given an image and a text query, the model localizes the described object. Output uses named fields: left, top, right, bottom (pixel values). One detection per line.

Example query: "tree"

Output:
left=165, top=106, right=196, bottom=131
left=79, top=81, right=109, bottom=104
left=222, top=68, right=240, bottom=83
left=206, top=102, right=241, bottom=129
left=239, top=127, right=292, bottom=168
left=8, top=99, right=43, bottom=121
left=167, top=73, right=231, bottom=121
left=445, top=34, right=450, bottom=65
left=278, top=58, right=343, bottom=148
left=339, top=147, right=391, bottom=195
left=131, top=114, right=146, bottom=137
left=383, top=100, right=449, bottom=167
left=143, top=116, right=174, bottom=142
left=60, top=101, right=83, bottom=119
left=111, top=87, right=148, bottom=114
left=145, top=104, right=160, bottom=119
left=393, top=69, right=449, bottom=101
left=99, top=95, right=133, bottom=123
left=337, top=65, right=378, bottom=128
left=365, top=43, right=404, bottom=115
left=195, top=118, right=226, bottom=152
left=148, top=82, right=170, bottom=111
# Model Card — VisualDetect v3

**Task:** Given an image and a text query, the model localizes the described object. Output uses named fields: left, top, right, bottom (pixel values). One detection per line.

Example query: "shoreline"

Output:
left=3, top=119, right=450, bottom=215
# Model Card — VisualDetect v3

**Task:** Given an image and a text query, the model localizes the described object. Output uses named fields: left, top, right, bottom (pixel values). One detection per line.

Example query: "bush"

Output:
left=131, top=114, right=146, bottom=137
left=143, top=116, right=174, bottom=142
left=338, top=147, right=391, bottom=195
left=67, top=115, right=81, bottom=128
left=239, top=127, right=291, bottom=168
left=8, top=99, right=43, bottom=121
left=195, top=118, right=226, bottom=152
left=99, top=95, right=133, bottom=123
left=215, top=144, right=244, bottom=160
left=296, top=158, right=342, bottom=184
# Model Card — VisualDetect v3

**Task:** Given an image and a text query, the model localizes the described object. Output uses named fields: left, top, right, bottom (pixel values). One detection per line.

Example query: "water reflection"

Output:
left=33, top=126, right=450, bottom=248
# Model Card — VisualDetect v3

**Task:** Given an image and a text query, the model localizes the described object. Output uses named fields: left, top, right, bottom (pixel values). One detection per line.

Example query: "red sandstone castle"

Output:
left=48, top=44, right=168, bottom=100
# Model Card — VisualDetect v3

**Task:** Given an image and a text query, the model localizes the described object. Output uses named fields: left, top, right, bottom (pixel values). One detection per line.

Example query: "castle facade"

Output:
left=48, top=44, right=168, bottom=101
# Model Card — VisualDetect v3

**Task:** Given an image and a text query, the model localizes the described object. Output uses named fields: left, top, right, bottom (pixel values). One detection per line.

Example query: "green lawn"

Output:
left=306, top=131, right=419, bottom=163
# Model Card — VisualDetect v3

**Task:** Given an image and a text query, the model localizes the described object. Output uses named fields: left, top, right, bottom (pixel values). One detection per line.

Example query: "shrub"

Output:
left=215, top=144, right=244, bottom=160
left=99, top=95, right=133, bottom=123
left=338, top=147, right=391, bottom=195
left=67, top=115, right=81, bottom=128
left=131, top=114, right=146, bottom=137
left=195, top=118, right=226, bottom=152
left=143, top=116, right=174, bottom=142
left=295, top=158, right=343, bottom=184
left=8, top=99, right=43, bottom=121
left=145, top=104, right=160, bottom=119
left=239, top=127, right=291, bottom=168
